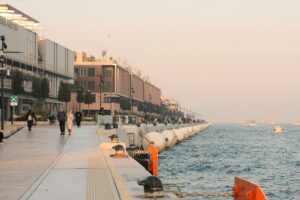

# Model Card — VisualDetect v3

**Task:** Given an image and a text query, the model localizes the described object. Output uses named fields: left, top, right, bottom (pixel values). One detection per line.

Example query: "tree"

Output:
left=120, top=98, right=131, bottom=113
left=31, top=77, right=41, bottom=110
left=137, top=102, right=144, bottom=112
left=32, top=77, right=50, bottom=110
left=11, top=69, right=24, bottom=95
left=41, top=78, right=49, bottom=99
left=76, top=87, right=84, bottom=110
left=58, top=81, right=71, bottom=111
left=101, top=50, right=106, bottom=60
left=31, top=77, right=41, bottom=99
left=84, top=91, right=94, bottom=117
left=41, top=78, right=49, bottom=109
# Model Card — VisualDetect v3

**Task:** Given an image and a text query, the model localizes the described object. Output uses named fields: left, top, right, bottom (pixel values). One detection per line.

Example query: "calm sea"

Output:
left=159, top=124, right=300, bottom=200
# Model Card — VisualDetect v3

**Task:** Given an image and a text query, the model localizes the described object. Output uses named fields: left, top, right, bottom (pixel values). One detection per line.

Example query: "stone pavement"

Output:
left=2, top=124, right=24, bottom=138
left=0, top=125, right=120, bottom=200
left=0, top=125, right=178, bottom=200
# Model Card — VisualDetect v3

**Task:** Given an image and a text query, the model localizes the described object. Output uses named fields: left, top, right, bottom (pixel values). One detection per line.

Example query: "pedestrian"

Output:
left=0, top=131, right=4, bottom=144
left=66, top=111, right=74, bottom=135
left=57, top=108, right=66, bottom=135
left=26, top=109, right=35, bottom=131
left=74, top=109, right=82, bottom=127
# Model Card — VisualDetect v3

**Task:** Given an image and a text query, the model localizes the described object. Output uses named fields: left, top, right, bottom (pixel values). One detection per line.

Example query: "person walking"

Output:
left=74, top=109, right=82, bottom=127
left=26, top=109, right=35, bottom=131
left=66, top=111, right=74, bottom=135
left=57, top=109, right=67, bottom=135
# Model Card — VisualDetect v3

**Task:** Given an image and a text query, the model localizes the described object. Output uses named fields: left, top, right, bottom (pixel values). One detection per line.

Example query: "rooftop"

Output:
left=0, top=3, right=39, bottom=32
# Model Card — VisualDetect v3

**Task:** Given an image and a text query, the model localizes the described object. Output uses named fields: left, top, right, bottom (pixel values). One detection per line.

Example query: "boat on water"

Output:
left=292, top=121, right=300, bottom=126
left=273, top=126, right=284, bottom=133
left=242, top=120, right=256, bottom=127
left=248, top=123, right=256, bottom=127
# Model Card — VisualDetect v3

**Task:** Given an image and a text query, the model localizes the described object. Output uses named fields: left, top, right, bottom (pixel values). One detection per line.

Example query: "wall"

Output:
left=0, top=16, right=38, bottom=65
left=131, top=74, right=144, bottom=101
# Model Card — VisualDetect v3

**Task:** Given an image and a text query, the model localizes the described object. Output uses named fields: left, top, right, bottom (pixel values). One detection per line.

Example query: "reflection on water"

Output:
left=159, top=124, right=300, bottom=200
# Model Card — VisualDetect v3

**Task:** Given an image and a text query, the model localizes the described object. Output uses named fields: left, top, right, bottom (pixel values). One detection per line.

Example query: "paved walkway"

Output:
left=0, top=125, right=178, bottom=200
left=0, top=125, right=120, bottom=200
left=2, top=124, right=23, bottom=138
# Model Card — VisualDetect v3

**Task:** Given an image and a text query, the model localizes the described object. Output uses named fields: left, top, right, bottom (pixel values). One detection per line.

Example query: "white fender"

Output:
left=162, top=130, right=177, bottom=148
left=179, top=128, right=189, bottom=139
left=172, top=129, right=184, bottom=143
left=187, top=127, right=194, bottom=136
left=142, top=132, right=166, bottom=153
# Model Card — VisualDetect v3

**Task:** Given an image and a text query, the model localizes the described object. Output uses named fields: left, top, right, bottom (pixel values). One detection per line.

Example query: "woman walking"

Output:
left=26, top=109, right=35, bottom=131
left=66, top=111, right=74, bottom=135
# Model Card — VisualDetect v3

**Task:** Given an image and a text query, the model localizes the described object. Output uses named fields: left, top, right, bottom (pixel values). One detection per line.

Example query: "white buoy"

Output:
left=187, top=127, right=194, bottom=137
left=172, top=129, right=185, bottom=143
left=162, top=130, right=177, bottom=148
left=179, top=128, right=189, bottom=139
left=142, top=132, right=166, bottom=153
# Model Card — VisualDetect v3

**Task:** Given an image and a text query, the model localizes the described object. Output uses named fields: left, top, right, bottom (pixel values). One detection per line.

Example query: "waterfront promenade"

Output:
left=0, top=125, right=118, bottom=200
left=0, top=125, right=178, bottom=200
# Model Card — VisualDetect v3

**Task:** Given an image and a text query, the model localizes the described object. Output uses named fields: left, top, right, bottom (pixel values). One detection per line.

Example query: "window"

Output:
left=74, top=68, right=79, bottom=75
left=103, top=81, right=112, bottom=91
left=88, top=81, right=95, bottom=90
left=91, top=94, right=96, bottom=102
left=88, top=68, right=95, bottom=77
left=103, top=68, right=112, bottom=77
left=79, top=81, right=86, bottom=89
left=79, top=68, right=87, bottom=77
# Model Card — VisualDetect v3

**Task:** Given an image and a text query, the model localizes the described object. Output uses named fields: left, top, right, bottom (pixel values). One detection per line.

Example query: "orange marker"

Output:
left=148, top=142, right=158, bottom=176
left=233, top=177, right=267, bottom=200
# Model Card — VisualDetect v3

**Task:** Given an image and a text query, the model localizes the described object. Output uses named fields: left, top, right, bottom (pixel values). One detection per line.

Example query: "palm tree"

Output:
left=101, top=50, right=106, bottom=60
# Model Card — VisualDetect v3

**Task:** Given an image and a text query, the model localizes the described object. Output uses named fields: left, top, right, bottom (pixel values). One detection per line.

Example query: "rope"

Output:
left=163, top=183, right=232, bottom=198
left=180, top=191, right=233, bottom=198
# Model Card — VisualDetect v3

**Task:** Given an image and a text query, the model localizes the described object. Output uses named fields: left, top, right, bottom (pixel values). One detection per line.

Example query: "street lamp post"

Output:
left=99, top=75, right=103, bottom=114
left=131, top=87, right=135, bottom=115
left=0, top=36, right=7, bottom=130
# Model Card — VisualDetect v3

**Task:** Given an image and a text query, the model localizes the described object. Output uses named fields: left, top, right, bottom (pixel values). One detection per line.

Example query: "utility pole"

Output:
left=0, top=36, right=7, bottom=130
left=0, top=36, right=22, bottom=129
left=99, top=75, right=103, bottom=114
left=131, top=87, right=135, bottom=115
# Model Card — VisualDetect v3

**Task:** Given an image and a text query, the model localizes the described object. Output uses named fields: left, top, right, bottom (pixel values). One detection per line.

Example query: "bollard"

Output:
left=109, top=134, right=119, bottom=143
left=110, top=144, right=128, bottom=158
left=138, top=176, right=164, bottom=198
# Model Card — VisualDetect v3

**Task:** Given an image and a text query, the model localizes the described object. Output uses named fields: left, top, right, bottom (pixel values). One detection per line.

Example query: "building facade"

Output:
left=0, top=4, right=74, bottom=119
left=72, top=52, right=161, bottom=116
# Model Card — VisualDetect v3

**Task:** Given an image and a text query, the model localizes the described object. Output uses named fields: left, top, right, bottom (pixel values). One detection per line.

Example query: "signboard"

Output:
left=10, top=95, right=18, bottom=106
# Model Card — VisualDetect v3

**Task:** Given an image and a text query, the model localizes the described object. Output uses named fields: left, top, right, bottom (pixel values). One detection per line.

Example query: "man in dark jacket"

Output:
left=57, top=109, right=67, bottom=135
left=74, top=109, right=82, bottom=127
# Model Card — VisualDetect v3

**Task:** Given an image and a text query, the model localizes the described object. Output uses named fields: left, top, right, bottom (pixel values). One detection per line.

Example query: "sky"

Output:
left=3, top=0, right=300, bottom=123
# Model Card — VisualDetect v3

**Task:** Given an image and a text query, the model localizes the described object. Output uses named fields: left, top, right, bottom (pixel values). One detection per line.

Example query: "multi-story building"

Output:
left=161, top=96, right=179, bottom=112
left=71, top=52, right=161, bottom=116
left=0, top=4, right=74, bottom=118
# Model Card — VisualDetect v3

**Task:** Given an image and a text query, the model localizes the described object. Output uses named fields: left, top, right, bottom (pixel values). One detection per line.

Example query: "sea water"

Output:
left=159, top=124, right=300, bottom=200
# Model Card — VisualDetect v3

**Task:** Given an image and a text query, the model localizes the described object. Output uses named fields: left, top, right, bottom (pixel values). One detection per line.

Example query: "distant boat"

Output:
left=273, top=126, right=284, bottom=133
left=248, top=123, right=256, bottom=127
left=292, top=121, right=300, bottom=126
left=242, top=120, right=256, bottom=127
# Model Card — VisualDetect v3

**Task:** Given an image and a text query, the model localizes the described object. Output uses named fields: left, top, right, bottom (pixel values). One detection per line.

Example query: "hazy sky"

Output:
left=3, top=0, right=300, bottom=122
